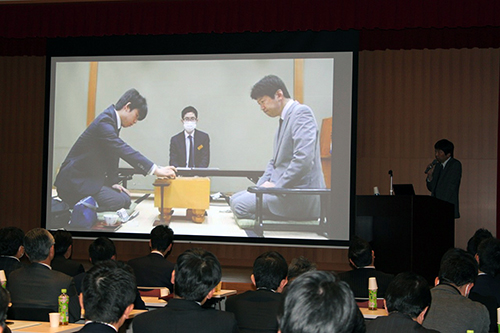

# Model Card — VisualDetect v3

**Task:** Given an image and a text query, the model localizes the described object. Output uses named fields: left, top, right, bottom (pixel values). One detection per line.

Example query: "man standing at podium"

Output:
left=425, top=139, right=462, bottom=218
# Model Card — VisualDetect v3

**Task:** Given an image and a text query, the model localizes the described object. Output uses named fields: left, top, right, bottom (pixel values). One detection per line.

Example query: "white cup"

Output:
left=373, top=187, right=380, bottom=195
left=103, top=214, right=118, bottom=226
left=49, top=312, right=60, bottom=327
left=368, top=277, right=378, bottom=290
left=0, top=270, right=6, bottom=288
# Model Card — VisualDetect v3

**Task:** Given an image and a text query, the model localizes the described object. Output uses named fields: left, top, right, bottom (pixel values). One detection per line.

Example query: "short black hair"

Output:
left=287, top=256, right=317, bottom=281
left=115, top=88, right=148, bottom=121
left=24, top=228, right=54, bottom=262
left=181, top=106, right=198, bottom=119
left=279, top=271, right=365, bottom=333
left=174, top=248, right=221, bottom=302
left=438, top=248, right=477, bottom=287
left=434, top=139, right=454, bottom=157
left=150, top=225, right=174, bottom=253
left=0, top=226, right=24, bottom=256
left=477, top=238, right=500, bottom=276
left=0, top=287, right=9, bottom=331
left=52, top=230, right=73, bottom=256
left=81, top=261, right=136, bottom=324
left=385, top=272, right=431, bottom=318
left=89, top=237, right=116, bottom=264
left=348, top=236, right=372, bottom=268
left=467, top=228, right=493, bottom=256
left=253, top=251, right=288, bottom=290
left=250, top=75, right=291, bottom=100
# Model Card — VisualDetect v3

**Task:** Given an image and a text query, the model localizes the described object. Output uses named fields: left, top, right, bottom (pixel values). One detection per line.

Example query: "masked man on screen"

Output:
left=230, top=75, right=325, bottom=220
left=55, top=88, right=176, bottom=211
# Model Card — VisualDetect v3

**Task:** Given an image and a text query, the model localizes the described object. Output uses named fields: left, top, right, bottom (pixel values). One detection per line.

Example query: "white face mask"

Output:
left=183, top=121, right=196, bottom=133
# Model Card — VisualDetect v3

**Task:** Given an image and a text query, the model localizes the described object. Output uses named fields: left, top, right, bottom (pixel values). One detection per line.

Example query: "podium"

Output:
left=356, top=195, right=454, bottom=284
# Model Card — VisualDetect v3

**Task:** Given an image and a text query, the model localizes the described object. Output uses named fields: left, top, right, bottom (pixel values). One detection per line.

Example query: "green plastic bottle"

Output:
left=58, top=289, right=69, bottom=325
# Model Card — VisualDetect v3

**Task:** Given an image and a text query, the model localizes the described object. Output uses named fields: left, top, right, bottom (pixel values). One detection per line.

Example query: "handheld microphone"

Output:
left=424, top=159, right=438, bottom=174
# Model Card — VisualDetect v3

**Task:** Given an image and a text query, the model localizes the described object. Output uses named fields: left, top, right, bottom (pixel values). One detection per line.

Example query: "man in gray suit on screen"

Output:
left=230, top=75, right=325, bottom=221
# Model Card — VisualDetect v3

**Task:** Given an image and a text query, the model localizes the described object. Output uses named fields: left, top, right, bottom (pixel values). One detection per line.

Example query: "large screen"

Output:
left=43, top=31, right=358, bottom=246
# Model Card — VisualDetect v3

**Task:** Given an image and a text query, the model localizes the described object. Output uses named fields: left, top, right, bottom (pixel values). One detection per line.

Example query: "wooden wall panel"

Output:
left=357, top=48, right=500, bottom=248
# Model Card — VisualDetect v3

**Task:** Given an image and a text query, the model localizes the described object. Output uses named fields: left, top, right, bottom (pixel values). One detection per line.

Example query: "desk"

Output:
left=8, top=320, right=83, bottom=332
left=213, top=289, right=237, bottom=298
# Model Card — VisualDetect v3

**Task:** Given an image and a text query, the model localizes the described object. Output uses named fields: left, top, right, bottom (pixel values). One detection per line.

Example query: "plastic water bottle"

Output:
left=368, top=277, right=378, bottom=310
left=58, top=289, right=69, bottom=325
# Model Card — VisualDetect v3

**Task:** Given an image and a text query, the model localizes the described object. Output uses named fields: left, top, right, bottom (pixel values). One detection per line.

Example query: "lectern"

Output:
left=356, top=195, right=454, bottom=284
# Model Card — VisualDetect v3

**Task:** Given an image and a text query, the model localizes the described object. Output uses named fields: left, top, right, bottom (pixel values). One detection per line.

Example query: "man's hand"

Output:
left=112, top=184, right=131, bottom=196
left=260, top=181, right=276, bottom=188
left=155, top=166, right=177, bottom=179
left=426, top=163, right=434, bottom=181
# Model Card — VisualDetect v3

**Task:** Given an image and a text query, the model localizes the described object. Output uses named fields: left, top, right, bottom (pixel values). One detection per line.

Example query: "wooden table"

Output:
left=141, top=296, right=167, bottom=308
left=8, top=320, right=83, bottom=332
left=359, top=307, right=388, bottom=319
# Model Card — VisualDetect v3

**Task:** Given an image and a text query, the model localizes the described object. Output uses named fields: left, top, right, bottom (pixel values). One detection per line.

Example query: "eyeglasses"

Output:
left=183, top=117, right=197, bottom=122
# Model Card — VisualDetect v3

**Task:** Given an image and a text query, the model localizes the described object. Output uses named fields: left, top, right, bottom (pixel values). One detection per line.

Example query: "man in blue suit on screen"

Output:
left=55, top=88, right=176, bottom=211
left=230, top=75, right=325, bottom=221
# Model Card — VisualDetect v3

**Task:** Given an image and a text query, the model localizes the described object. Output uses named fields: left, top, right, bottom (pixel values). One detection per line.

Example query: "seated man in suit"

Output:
left=0, top=227, right=25, bottom=278
left=55, top=88, right=176, bottom=212
left=423, top=248, right=490, bottom=333
left=279, top=270, right=365, bottom=333
left=78, top=261, right=136, bottom=333
left=226, top=251, right=288, bottom=332
left=74, top=237, right=145, bottom=310
left=51, top=230, right=85, bottom=277
left=338, top=236, right=393, bottom=298
left=466, top=228, right=493, bottom=256
left=169, top=106, right=210, bottom=168
left=7, top=228, right=81, bottom=322
left=133, top=248, right=238, bottom=333
left=128, top=225, right=174, bottom=292
left=366, top=272, right=438, bottom=332
left=469, top=238, right=500, bottom=332
left=230, top=75, right=325, bottom=221
left=286, top=256, right=317, bottom=286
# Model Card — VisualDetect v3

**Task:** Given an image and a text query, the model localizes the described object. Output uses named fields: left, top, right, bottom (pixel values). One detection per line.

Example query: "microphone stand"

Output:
left=388, top=170, right=393, bottom=195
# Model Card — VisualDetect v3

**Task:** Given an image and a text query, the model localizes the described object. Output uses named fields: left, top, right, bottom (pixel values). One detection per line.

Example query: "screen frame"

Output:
left=42, top=30, right=359, bottom=247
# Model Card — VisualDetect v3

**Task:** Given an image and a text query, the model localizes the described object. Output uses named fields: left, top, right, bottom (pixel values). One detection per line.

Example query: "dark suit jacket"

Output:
left=426, top=157, right=462, bottom=218
left=7, top=262, right=81, bottom=323
left=169, top=129, right=210, bottom=168
left=338, top=267, right=394, bottom=298
left=128, top=253, right=174, bottom=292
left=0, top=256, right=23, bottom=279
left=51, top=254, right=85, bottom=277
left=55, top=106, right=154, bottom=205
left=470, top=274, right=500, bottom=332
left=77, top=322, right=117, bottom=332
left=225, top=289, right=283, bottom=333
left=132, top=298, right=238, bottom=333
left=366, top=312, right=439, bottom=332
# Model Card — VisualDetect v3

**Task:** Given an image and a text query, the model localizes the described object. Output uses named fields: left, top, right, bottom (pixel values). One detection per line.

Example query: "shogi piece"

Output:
left=154, top=177, right=210, bottom=223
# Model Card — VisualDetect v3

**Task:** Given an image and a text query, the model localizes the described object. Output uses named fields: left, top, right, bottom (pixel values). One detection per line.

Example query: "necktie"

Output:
left=188, top=135, right=194, bottom=168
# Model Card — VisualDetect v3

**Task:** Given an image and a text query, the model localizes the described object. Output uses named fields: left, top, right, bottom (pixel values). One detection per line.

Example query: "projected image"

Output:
left=47, top=53, right=353, bottom=243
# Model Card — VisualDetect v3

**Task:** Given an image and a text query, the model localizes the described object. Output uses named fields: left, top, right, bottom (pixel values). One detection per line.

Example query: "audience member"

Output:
left=78, top=261, right=136, bottom=332
left=469, top=237, right=500, bottom=332
left=226, top=251, right=288, bottom=332
left=423, top=248, right=489, bottom=333
left=278, top=270, right=365, bottom=333
left=287, top=256, right=316, bottom=285
left=339, top=236, right=393, bottom=298
left=7, top=228, right=81, bottom=322
left=133, top=248, right=238, bottom=333
left=0, top=227, right=25, bottom=278
left=467, top=228, right=493, bottom=256
left=366, top=272, right=438, bottom=332
left=0, top=287, right=10, bottom=333
left=51, top=230, right=85, bottom=277
left=128, top=225, right=174, bottom=292
left=74, top=237, right=145, bottom=310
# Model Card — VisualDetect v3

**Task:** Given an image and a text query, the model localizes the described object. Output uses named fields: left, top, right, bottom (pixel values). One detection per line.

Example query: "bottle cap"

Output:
left=368, top=277, right=378, bottom=290
left=497, top=307, right=500, bottom=324
left=61, top=289, right=67, bottom=293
